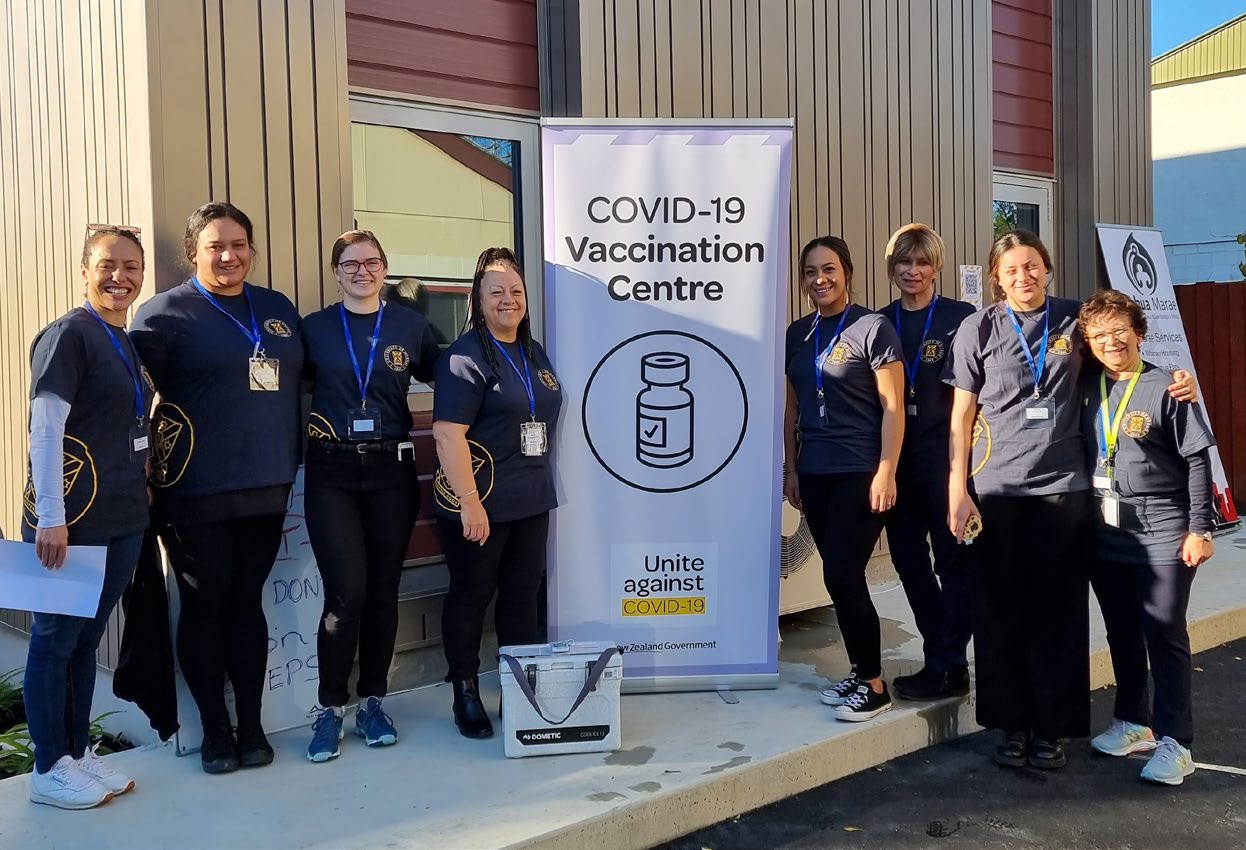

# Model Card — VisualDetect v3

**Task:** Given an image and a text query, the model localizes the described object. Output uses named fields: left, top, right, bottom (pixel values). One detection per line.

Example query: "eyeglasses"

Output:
left=1087, top=327, right=1133, bottom=346
left=338, top=258, right=384, bottom=274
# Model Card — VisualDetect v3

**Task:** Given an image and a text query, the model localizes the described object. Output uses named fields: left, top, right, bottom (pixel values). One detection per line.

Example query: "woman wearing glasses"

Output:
left=131, top=202, right=304, bottom=774
left=1078, top=290, right=1214, bottom=786
left=301, top=231, right=441, bottom=762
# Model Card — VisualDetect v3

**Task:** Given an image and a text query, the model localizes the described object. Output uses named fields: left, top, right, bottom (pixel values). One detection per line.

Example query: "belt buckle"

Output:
left=356, top=442, right=369, bottom=455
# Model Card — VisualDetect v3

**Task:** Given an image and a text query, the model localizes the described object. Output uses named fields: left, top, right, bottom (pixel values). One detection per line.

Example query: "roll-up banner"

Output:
left=1096, top=224, right=1237, bottom=522
left=542, top=119, right=792, bottom=692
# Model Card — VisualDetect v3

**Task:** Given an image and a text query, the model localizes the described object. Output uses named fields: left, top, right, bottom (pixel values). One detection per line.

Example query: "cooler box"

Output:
left=498, top=640, right=623, bottom=758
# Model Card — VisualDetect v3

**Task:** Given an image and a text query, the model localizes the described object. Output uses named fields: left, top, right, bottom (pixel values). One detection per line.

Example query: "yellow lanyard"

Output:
left=1097, top=369, right=1142, bottom=466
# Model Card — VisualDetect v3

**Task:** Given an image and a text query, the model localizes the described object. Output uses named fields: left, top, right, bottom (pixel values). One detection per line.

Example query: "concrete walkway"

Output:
left=3, top=526, right=1246, bottom=850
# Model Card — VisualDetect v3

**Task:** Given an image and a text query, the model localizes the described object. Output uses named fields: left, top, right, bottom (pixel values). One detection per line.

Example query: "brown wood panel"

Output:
left=992, top=91, right=1054, bottom=128
left=345, top=2, right=539, bottom=111
left=992, top=1, right=1054, bottom=42
left=992, top=0, right=1053, bottom=174
left=994, top=32, right=1055, bottom=73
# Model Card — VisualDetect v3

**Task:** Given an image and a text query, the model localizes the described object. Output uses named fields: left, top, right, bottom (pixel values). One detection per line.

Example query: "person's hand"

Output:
left=1167, top=370, right=1198, bottom=402
left=783, top=469, right=801, bottom=512
left=35, top=525, right=69, bottom=570
left=460, top=496, right=490, bottom=546
left=1181, top=533, right=1214, bottom=567
left=948, top=490, right=981, bottom=543
left=869, top=469, right=896, bottom=513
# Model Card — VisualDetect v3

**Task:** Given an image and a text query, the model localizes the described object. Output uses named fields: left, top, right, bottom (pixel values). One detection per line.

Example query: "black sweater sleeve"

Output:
left=1187, top=448, right=1214, bottom=534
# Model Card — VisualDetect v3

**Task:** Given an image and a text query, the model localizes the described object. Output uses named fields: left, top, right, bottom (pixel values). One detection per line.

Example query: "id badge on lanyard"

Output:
left=1007, top=302, right=1054, bottom=429
left=347, top=408, right=378, bottom=439
left=129, top=419, right=150, bottom=460
left=1100, top=493, right=1121, bottom=527
left=249, top=354, right=281, bottom=391
left=520, top=420, right=548, bottom=456
left=1021, top=395, right=1055, bottom=429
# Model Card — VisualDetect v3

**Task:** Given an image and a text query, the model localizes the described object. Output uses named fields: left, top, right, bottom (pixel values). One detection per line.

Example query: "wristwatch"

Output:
left=1195, top=531, right=1214, bottom=542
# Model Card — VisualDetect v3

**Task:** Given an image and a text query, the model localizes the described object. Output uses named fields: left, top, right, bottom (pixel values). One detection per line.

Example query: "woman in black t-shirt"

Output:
left=301, top=231, right=440, bottom=762
left=131, top=203, right=303, bottom=775
left=23, top=227, right=152, bottom=809
left=432, top=247, right=564, bottom=739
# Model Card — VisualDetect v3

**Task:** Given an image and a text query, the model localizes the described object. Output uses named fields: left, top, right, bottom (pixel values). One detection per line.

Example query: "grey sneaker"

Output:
left=1140, top=737, right=1195, bottom=786
left=1091, top=718, right=1157, bottom=756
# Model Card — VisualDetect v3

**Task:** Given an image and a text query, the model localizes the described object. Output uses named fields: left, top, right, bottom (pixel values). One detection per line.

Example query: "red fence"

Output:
left=1175, top=281, right=1246, bottom=511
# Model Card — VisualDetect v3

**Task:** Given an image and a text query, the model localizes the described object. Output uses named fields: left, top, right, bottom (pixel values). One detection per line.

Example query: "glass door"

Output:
left=992, top=173, right=1054, bottom=241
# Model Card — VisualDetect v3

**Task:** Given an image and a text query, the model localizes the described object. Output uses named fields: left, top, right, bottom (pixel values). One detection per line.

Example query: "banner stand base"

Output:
left=621, top=672, right=779, bottom=695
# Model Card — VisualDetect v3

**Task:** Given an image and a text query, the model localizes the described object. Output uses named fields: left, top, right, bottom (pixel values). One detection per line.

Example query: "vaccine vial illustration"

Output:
left=637, top=352, right=694, bottom=468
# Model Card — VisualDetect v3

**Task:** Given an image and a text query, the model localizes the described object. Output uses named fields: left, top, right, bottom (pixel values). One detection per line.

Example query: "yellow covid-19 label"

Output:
left=621, top=596, right=707, bottom=617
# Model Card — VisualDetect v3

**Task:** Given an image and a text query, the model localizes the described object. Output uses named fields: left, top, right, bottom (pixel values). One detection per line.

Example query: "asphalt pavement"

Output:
left=657, top=637, right=1246, bottom=850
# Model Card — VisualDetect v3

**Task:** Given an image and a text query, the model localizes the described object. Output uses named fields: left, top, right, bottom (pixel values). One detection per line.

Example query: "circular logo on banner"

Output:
left=1049, top=333, right=1074, bottom=356
left=22, top=436, right=98, bottom=529
left=582, top=330, right=747, bottom=494
left=1122, top=233, right=1158, bottom=296
left=970, top=411, right=991, bottom=478
left=263, top=318, right=293, bottom=338
left=433, top=440, right=495, bottom=511
left=538, top=369, right=560, bottom=391
left=1123, top=410, right=1153, bottom=439
left=919, top=338, right=945, bottom=363
left=384, top=345, right=410, bottom=372
left=151, top=403, right=194, bottom=488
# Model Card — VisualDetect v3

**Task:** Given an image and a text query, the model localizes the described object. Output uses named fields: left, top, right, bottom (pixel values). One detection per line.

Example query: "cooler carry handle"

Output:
left=499, top=646, right=621, bottom=727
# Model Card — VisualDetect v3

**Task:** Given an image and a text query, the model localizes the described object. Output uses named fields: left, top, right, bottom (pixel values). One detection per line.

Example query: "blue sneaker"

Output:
left=307, top=708, right=343, bottom=763
left=1140, top=737, right=1195, bottom=786
left=355, top=697, right=398, bottom=747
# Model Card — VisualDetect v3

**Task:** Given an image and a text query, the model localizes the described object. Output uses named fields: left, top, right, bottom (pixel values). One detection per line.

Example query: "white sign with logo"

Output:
left=542, top=120, right=792, bottom=690
left=1096, top=224, right=1232, bottom=501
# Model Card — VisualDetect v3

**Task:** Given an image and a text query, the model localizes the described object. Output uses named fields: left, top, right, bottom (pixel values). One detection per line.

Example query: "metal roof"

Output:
left=1152, top=14, right=1246, bottom=87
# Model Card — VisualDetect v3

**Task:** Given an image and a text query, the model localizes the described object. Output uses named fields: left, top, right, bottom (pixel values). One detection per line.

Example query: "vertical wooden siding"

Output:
left=1175, top=282, right=1246, bottom=508
left=992, top=0, right=1054, bottom=174
left=0, top=0, right=155, bottom=641
left=345, top=0, right=540, bottom=112
left=563, top=0, right=995, bottom=317
left=145, top=0, right=353, bottom=309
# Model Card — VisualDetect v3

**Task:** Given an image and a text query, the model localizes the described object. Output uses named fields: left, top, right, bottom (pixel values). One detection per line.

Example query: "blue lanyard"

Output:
left=340, top=303, right=385, bottom=408
left=812, top=306, right=852, bottom=399
left=490, top=335, right=536, bottom=419
left=1005, top=300, right=1051, bottom=398
left=191, top=278, right=263, bottom=352
left=893, top=295, right=939, bottom=396
left=83, top=302, right=145, bottom=422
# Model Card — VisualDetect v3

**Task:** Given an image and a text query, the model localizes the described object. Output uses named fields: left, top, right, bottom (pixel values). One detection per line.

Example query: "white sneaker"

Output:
left=29, top=754, right=113, bottom=810
left=1091, top=718, right=1157, bottom=756
left=1140, top=737, right=1196, bottom=786
left=78, top=747, right=135, bottom=795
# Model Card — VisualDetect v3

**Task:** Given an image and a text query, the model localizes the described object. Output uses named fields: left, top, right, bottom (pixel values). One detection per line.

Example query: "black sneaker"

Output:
left=893, top=667, right=971, bottom=701
left=200, top=726, right=239, bottom=774
left=819, top=673, right=860, bottom=706
left=236, top=724, right=275, bottom=768
left=832, top=682, right=893, bottom=722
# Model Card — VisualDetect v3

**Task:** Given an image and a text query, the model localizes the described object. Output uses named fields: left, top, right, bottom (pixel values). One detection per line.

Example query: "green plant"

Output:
left=0, top=711, right=128, bottom=778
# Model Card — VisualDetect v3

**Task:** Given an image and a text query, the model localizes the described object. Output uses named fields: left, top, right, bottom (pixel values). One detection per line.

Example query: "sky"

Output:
left=1152, top=0, right=1246, bottom=57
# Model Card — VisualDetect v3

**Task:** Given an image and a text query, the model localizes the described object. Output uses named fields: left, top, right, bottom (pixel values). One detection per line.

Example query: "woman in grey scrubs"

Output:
left=1078, top=290, right=1214, bottom=786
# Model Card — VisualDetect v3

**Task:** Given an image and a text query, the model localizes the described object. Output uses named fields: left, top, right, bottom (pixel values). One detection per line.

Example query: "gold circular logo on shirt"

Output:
left=307, top=413, right=338, bottom=441
left=828, top=342, right=852, bottom=366
left=433, top=440, right=495, bottom=513
left=1048, top=333, right=1074, bottom=356
left=919, top=338, right=945, bottom=363
left=23, top=436, right=98, bottom=529
left=1122, top=410, right=1153, bottom=439
left=538, top=369, right=560, bottom=391
left=970, top=411, right=992, bottom=478
left=384, top=345, right=410, bottom=372
left=151, top=402, right=194, bottom=488
left=263, top=318, right=293, bottom=338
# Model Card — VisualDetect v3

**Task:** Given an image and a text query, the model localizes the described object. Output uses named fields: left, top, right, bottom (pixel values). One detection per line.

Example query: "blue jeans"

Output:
left=24, top=532, right=144, bottom=773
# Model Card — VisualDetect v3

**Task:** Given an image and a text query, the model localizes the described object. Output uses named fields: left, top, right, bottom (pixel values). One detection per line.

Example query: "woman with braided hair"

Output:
left=431, top=247, right=564, bottom=739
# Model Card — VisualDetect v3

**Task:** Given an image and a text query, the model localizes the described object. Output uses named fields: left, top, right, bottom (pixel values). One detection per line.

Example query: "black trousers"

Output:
left=1091, top=558, right=1196, bottom=744
left=163, top=513, right=286, bottom=731
left=304, top=446, right=419, bottom=708
left=438, top=512, right=549, bottom=681
left=970, top=490, right=1093, bottom=738
left=800, top=472, right=887, bottom=681
left=885, top=476, right=972, bottom=673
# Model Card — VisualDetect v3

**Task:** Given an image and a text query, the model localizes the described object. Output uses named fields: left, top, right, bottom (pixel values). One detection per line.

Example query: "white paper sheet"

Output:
left=0, top=539, right=107, bottom=617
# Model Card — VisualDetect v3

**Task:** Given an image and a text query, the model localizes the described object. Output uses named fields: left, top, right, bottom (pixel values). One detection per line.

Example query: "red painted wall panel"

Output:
left=346, top=0, right=540, bottom=111
left=993, top=0, right=1054, bottom=174
left=1174, top=282, right=1246, bottom=510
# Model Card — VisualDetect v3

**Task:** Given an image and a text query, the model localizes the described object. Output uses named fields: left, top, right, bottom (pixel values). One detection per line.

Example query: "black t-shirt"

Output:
left=130, top=280, right=304, bottom=515
left=22, top=308, right=153, bottom=544
left=784, top=304, right=901, bottom=475
left=432, top=331, right=563, bottom=523
left=302, top=302, right=441, bottom=442
left=880, top=296, right=976, bottom=483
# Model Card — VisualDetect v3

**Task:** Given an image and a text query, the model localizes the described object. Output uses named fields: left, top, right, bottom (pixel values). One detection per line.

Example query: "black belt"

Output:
left=309, top=438, right=406, bottom=455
